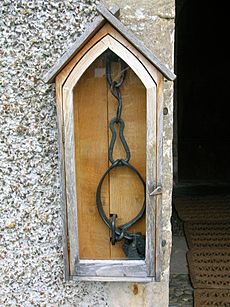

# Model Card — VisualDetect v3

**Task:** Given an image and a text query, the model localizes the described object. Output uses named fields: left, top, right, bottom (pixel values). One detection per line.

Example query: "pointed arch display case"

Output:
left=43, top=3, right=175, bottom=282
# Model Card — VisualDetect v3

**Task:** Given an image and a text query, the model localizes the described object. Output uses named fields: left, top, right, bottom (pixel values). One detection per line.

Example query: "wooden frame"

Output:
left=43, top=2, right=176, bottom=282
left=55, top=26, right=164, bottom=281
left=39, top=3, right=176, bottom=282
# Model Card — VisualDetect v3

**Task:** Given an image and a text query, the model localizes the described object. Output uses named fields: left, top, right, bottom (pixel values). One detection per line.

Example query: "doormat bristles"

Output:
left=184, top=221, right=230, bottom=249
left=174, top=199, right=230, bottom=222
left=194, top=289, right=230, bottom=307
left=187, top=248, right=230, bottom=289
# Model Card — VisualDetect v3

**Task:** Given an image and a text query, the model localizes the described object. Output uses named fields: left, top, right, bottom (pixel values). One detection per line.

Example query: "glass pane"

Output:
left=73, top=50, right=146, bottom=260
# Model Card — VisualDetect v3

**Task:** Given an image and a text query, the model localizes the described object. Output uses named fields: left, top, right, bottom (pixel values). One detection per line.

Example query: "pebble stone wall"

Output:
left=0, top=1, right=110, bottom=306
left=0, top=1, right=175, bottom=306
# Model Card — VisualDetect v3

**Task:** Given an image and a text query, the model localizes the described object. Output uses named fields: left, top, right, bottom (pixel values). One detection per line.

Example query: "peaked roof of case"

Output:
left=42, top=3, right=176, bottom=83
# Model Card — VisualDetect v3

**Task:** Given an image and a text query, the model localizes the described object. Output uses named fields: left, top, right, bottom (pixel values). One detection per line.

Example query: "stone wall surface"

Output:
left=0, top=0, right=175, bottom=306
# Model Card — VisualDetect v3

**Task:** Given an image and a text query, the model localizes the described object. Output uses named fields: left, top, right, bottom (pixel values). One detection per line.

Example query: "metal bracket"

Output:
left=149, top=186, right=162, bottom=196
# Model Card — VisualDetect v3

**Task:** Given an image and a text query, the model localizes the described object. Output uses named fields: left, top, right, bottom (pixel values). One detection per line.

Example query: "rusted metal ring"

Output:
left=96, top=159, right=146, bottom=242
left=110, top=214, right=117, bottom=245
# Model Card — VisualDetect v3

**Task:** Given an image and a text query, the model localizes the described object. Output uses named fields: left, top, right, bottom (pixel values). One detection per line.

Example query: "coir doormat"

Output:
left=174, top=199, right=230, bottom=222
left=194, top=289, right=230, bottom=307
left=184, top=221, right=230, bottom=249
left=187, top=248, right=230, bottom=289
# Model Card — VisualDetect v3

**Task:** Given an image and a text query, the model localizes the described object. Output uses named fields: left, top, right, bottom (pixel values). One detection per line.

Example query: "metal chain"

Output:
left=96, top=53, right=146, bottom=246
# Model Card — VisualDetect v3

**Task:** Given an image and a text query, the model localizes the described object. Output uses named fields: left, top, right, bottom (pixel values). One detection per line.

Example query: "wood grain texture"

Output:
left=54, top=22, right=161, bottom=89
left=105, top=24, right=160, bottom=86
left=63, top=34, right=155, bottom=259
left=145, top=86, right=157, bottom=277
left=63, top=88, right=79, bottom=275
left=55, top=74, right=70, bottom=280
left=155, top=76, right=164, bottom=281
left=62, top=35, right=154, bottom=91
left=72, top=52, right=147, bottom=259
left=76, top=260, right=147, bottom=277
left=72, top=275, right=154, bottom=282
left=57, top=27, right=162, bottom=279
left=73, top=56, right=110, bottom=259
left=108, top=63, right=146, bottom=258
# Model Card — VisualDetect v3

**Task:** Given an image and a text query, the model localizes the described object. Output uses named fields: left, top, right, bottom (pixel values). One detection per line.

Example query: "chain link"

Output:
left=96, top=53, right=146, bottom=249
